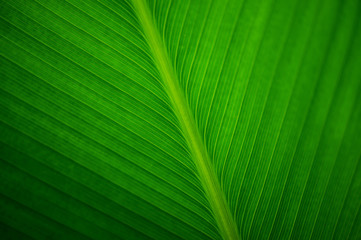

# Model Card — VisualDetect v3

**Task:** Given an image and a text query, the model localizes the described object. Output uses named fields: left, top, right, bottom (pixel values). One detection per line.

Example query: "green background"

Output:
left=1, top=0, right=360, bottom=239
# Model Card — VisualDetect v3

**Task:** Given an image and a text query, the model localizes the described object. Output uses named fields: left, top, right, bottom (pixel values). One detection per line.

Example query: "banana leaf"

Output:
left=1, top=0, right=360, bottom=239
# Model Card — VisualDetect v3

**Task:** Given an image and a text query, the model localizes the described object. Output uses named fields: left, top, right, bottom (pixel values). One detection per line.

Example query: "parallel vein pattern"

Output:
left=1, top=0, right=361, bottom=239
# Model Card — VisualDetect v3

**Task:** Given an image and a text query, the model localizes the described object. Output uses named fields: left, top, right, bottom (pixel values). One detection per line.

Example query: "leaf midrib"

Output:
left=131, top=1, right=239, bottom=239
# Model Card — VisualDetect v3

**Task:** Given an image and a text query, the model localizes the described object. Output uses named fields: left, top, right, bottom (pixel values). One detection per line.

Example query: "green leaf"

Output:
left=0, top=0, right=360, bottom=239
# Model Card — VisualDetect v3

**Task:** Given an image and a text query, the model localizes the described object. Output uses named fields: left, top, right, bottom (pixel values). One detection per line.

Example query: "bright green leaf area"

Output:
left=0, top=0, right=360, bottom=239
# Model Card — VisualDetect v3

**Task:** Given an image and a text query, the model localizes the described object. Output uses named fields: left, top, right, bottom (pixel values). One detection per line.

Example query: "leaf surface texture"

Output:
left=0, top=0, right=361, bottom=239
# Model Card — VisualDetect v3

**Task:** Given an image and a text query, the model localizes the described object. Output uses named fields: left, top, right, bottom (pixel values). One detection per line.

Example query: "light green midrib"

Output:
left=131, top=1, right=240, bottom=240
